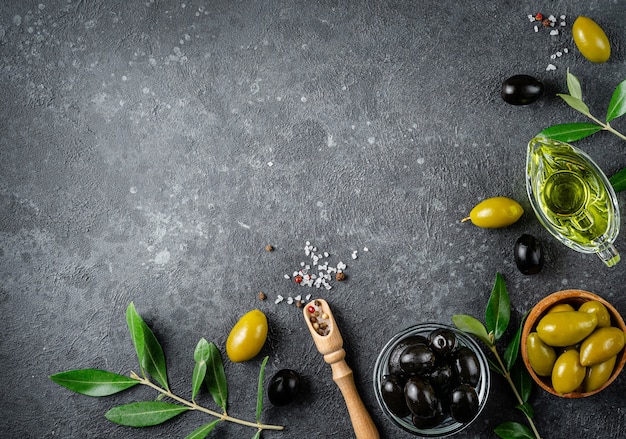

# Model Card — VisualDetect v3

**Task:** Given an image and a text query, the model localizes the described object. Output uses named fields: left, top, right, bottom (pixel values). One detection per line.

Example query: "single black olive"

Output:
left=380, top=375, right=410, bottom=418
left=267, top=369, right=301, bottom=406
left=387, top=335, right=428, bottom=375
left=399, top=343, right=436, bottom=375
left=427, top=363, right=455, bottom=390
left=501, top=74, right=544, bottom=105
left=428, top=328, right=458, bottom=356
left=411, top=398, right=446, bottom=429
left=514, top=234, right=544, bottom=275
left=404, top=377, right=439, bottom=418
left=449, top=384, right=479, bottom=423
left=453, top=347, right=481, bottom=387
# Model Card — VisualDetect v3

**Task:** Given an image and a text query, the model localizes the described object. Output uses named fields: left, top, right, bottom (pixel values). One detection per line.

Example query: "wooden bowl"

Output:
left=521, top=290, right=626, bottom=398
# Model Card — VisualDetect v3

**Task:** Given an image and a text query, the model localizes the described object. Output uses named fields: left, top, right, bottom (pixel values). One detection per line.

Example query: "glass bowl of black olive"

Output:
left=373, top=323, right=490, bottom=437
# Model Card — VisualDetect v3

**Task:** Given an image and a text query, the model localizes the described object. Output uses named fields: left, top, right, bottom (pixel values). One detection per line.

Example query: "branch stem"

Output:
left=585, top=112, right=626, bottom=141
left=488, top=347, right=543, bottom=439
left=129, top=371, right=284, bottom=431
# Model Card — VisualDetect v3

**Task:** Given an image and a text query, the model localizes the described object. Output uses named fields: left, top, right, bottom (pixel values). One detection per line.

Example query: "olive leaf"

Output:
left=485, top=272, right=510, bottom=342
left=610, top=168, right=626, bottom=192
left=606, top=78, right=626, bottom=122
left=185, top=420, right=221, bottom=439
left=494, top=421, right=536, bottom=439
left=537, top=122, right=602, bottom=143
left=105, top=401, right=189, bottom=427
left=451, top=314, right=493, bottom=346
left=205, top=342, right=228, bottom=412
left=511, top=361, right=533, bottom=404
left=566, top=69, right=583, bottom=100
left=557, top=93, right=591, bottom=115
left=49, top=369, right=139, bottom=397
left=192, top=338, right=211, bottom=402
left=503, top=314, right=527, bottom=371
left=126, top=302, right=170, bottom=391
left=255, top=356, right=269, bottom=423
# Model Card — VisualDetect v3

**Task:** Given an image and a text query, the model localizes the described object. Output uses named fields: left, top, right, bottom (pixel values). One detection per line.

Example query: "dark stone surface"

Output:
left=1, top=1, right=625, bottom=438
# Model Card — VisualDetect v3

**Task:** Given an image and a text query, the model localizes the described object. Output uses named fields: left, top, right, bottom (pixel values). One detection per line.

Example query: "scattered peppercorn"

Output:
left=335, top=272, right=346, bottom=281
left=535, top=13, right=543, bottom=21
left=294, top=275, right=303, bottom=284
left=542, top=18, right=551, bottom=27
left=265, top=244, right=274, bottom=252
left=295, top=300, right=303, bottom=308
left=258, top=292, right=267, bottom=301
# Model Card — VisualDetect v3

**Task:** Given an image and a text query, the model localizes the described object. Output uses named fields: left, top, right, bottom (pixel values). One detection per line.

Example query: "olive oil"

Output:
left=526, top=137, right=620, bottom=267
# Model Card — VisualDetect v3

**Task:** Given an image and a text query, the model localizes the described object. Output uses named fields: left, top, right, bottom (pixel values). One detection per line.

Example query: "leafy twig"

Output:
left=452, top=273, right=542, bottom=439
left=538, top=70, right=626, bottom=192
left=50, top=302, right=284, bottom=439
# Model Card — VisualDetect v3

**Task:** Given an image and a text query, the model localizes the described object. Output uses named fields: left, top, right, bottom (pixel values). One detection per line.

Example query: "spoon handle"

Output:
left=325, top=349, right=380, bottom=439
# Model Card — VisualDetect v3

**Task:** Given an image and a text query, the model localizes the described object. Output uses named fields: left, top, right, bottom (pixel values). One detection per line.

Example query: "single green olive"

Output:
left=536, top=311, right=597, bottom=347
left=461, top=197, right=524, bottom=228
left=584, top=355, right=617, bottom=392
left=579, top=327, right=625, bottom=366
left=226, top=309, right=268, bottom=363
left=578, top=301, right=611, bottom=328
left=552, top=349, right=586, bottom=394
left=572, top=16, right=610, bottom=63
left=547, top=303, right=575, bottom=314
left=526, top=332, right=556, bottom=376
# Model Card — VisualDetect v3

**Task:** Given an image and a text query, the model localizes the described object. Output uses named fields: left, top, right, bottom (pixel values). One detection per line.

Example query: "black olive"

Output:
left=387, top=335, right=428, bottom=375
left=399, top=343, right=436, bottom=375
left=452, top=347, right=481, bottom=387
left=267, top=369, right=301, bottom=406
left=427, top=363, right=455, bottom=390
left=501, top=74, right=544, bottom=105
left=449, top=384, right=479, bottom=423
left=404, top=377, right=439, bottom=418
left=514, top=234, right=544, bottom=275
left=428, top=328, right=458, bottom=356
left=411, top=398, right=446, bottom=429
left=380, top=375, right=410, bottom=418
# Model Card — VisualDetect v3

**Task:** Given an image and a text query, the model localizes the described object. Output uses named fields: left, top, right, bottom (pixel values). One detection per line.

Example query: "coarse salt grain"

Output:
left=534, top=25, right=539, bottom=32
left=546, top=64, right=557, bottom=71
left=550, top=29, right=559, bottom=36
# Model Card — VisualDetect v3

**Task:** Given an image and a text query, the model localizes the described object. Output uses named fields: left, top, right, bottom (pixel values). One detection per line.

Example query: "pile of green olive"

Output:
left=526, top=300, right=626, bottom=394
left=379, top=328, right=482, bottom=429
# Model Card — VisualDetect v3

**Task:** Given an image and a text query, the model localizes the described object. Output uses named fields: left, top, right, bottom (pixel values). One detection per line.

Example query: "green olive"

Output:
left=526, top=332, right=556, bottom=376
left=584, top=355, right=617, bottom=392
left=461, top=197, right=524, bottom=228
left=226, top=309, right=268, bottom=363
left=547, top=303, right=575, bottom=314
left=578, top=301, right=611, bottom=327
left=579, top=327, right=625, bottom=366
left=552, top=349, right=586, bottom=394
left=536, top=311, right=597, bottom=347
left=572, top=16, right=610, bottom=63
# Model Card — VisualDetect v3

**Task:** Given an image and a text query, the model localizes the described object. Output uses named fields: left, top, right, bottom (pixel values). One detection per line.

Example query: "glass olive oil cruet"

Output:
left=526, top=136, right=620, bottom=267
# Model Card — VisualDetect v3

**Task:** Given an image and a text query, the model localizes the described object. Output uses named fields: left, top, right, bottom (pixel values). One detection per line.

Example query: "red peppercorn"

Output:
left=535, top=13, right=543, bottom=21
left=307, top=305, right=315, bottom=314
left=294, top=275, right=303, bottom=284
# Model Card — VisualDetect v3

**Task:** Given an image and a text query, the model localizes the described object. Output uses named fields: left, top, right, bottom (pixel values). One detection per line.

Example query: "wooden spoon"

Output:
left=303, top=299, right=380, bottom=439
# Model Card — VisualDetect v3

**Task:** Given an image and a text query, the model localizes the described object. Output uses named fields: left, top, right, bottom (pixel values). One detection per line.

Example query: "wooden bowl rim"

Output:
left=521, top=289, right=626, bottom=398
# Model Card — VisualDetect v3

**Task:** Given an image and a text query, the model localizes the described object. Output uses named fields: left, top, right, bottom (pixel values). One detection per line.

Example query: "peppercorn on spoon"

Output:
left=303, top=299, right=380, bottom=439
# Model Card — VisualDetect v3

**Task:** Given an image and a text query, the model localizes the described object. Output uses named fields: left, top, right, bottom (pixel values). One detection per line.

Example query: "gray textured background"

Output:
left=1, top=0, right=625, bottom=438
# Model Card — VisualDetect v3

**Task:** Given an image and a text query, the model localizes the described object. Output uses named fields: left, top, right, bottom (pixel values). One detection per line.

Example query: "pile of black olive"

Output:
left=380, top=328, right=482, bottom=430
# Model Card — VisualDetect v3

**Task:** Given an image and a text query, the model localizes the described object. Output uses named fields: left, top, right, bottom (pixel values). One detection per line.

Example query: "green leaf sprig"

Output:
left=452, top=273, right=542, bottom=439
left=50, top=302, right=283, bottom=439
left=538, top=70, right=626, bottom=192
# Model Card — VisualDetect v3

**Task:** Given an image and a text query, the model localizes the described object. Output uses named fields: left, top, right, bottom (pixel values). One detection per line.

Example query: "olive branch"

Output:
left=50, top=302, right=283, bottom=439
left=452, top=273, right=542, bottom=439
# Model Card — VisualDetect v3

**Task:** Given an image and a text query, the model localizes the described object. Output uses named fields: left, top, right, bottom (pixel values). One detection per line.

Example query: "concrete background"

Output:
left=1, top=0, right=625, bottom=438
